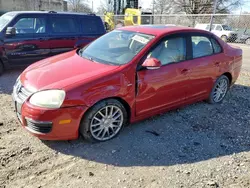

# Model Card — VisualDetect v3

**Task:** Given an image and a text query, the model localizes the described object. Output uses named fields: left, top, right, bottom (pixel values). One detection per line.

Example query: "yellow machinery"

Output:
left=103, top=0, right=152, bottom=31
left=104, top=11, right=115, bottom=31
left=104, top=8, right=152, bottom=31
left=124, top=8, right=141, bottom=26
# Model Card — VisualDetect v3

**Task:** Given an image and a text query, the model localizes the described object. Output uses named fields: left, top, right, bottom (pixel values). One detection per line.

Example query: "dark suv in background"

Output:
left=0, top=11, right=106, bottom=75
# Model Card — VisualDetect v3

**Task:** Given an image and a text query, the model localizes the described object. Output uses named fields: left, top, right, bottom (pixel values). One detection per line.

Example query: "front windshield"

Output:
left=0, top=13, right=15, bottom=32
left=222, top=25, right=232, bottom=31
left=79, top=30, right=155, bottom=65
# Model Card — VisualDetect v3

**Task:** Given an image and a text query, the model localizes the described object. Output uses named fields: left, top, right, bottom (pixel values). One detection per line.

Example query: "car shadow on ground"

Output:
left=43, top=84, right=250, bottom=167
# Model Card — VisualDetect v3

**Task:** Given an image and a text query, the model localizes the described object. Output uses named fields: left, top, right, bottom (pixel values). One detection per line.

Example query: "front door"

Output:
left=4, top=14, right=50, bottom=66
left=136, top=35, right=191, bottom=116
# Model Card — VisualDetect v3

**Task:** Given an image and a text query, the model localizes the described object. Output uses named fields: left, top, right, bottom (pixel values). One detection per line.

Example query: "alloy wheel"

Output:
left=213, top=78, right=228, bottom=103
left=90, top=105, right=124, bottom=141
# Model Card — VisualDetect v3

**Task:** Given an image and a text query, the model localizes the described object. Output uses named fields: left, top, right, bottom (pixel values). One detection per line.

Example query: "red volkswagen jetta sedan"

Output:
left=12, top=25, right=242, bottom=142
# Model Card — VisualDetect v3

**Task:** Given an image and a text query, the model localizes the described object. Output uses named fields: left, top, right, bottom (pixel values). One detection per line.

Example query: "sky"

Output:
left=88, top=0, right=250, bottom=13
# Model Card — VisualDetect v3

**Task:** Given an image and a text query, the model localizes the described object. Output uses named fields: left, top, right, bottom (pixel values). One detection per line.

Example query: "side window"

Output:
left=215, top=25, right=222, bottom=31
left=211, top=38, right=222, bottom=53
left=192, top=36, right=213, bottom=58
left=51, top=17, right=78, bottom=33
left=205, top=25, right=215, bottom=30
left=148, top=37, right=186, bottom=65
left=81, top=17, right=102, bottom=34
left=13, top=17, right=46, bottom=34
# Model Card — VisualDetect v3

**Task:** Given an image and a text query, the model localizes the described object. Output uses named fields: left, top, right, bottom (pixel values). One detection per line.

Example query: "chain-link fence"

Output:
left=108, top=14, right=250, bottom=44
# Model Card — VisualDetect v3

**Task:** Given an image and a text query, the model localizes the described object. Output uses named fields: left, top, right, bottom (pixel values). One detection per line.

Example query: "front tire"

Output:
left=207, top=75, right=229, bottom=104
left=221, top=35, right=228, bottom=42
left=80, top=99, right=128, bottom=142
left=0, top=62, right=4, bottom=76
left=246, top=38, right=250, bottom=45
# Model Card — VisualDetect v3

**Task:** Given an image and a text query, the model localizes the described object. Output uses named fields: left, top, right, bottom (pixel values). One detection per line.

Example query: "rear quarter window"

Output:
left=50, top=16, right=79, bottom=33
left=211, top=38, right=222, bottom=53
left=192, top=36, right=213, bottom=58
left=80, top=16, right=105, bottom=34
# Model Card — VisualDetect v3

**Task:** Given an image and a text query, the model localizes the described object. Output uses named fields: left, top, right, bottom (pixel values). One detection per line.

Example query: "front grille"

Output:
left=13, top=79, right=33, bottom=104
left=26, top=118, right=52, bottom=134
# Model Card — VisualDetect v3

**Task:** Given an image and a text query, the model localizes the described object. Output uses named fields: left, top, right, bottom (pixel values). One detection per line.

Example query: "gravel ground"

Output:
left=0, top=69, right=250, bottom=188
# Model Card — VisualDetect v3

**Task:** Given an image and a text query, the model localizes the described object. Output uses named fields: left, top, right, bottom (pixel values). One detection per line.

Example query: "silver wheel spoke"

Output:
left=98, top=111, right=106, bottom=118
left=106, top=128, right=110, bottom=137
left=90, top=105, right=124, bottom=141
left=93, top=127, right=103, bottom=133
left=110, top=106, right=113, bottom=116
left=105, top=107, right=108, bottom=117
left=112, top=109, right=119, bottom=117
left=92, top=122, right=101, bottom=127
left=101, top=129, right=106, bottom=139
left=113, top=114, right=121, bottom=120
left=94, top=117, right=101, bottom=122
left=97, top=129, right=104, bottom=137
left=112, top=123, right=119, bottom=127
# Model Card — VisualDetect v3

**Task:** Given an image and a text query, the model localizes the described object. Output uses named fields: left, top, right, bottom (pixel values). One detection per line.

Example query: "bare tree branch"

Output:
left=174, top=0, right=242, bottom=14
left=68, top=0, right=92, bottom=13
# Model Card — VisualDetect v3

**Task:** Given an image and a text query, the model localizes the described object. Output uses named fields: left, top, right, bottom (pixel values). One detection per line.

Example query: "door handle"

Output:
left=181, top=69, right=190, bottom=75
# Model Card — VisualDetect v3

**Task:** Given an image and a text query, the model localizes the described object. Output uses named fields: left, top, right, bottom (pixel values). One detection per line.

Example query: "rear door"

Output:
left=78, top=15, right=106, bottom=47
left=186, top=33, right=223, bottom=101
left=48, top=14, right=80, bottom=56
left=4, top=14, right=50, bottom=66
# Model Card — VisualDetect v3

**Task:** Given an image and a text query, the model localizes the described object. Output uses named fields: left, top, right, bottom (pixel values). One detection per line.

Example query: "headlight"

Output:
left=29, top=90, right=65, bottom=109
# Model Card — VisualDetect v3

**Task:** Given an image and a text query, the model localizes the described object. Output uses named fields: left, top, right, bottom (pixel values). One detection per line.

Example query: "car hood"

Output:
left=21, top=50, right=119, bottom=91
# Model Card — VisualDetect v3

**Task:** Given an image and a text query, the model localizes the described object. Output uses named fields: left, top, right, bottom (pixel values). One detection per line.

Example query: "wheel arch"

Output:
left=82, top=96, right=132, bottom=124
left=222, top=72, right=232, bottom=84
left=0, top=58, right=4, bottom=75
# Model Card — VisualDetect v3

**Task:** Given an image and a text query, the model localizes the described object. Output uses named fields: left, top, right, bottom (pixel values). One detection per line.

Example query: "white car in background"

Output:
left=195, top=23, right=238, bottom=42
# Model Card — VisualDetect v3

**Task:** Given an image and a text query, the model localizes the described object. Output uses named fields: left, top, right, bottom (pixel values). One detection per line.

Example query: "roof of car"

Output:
left=6, top=11, right=97, bottom=16
left=119, top=25, right=209, bottom=36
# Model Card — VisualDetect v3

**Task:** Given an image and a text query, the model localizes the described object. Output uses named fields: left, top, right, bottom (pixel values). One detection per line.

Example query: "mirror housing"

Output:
left=142, top=58, right=162, bottom=70
left=6, top=27, right=16, bottom=36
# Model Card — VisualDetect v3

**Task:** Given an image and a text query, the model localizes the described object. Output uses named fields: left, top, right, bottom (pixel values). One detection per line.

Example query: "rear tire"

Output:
left=246, top=38, right=250, bottom=45
left=0, top=62, right=4, bottom=76
left=221, top=35, right=228, bottom=42
left=79, top=99, right=128, bottom=142
left=207, top=75, right=229, bottom=104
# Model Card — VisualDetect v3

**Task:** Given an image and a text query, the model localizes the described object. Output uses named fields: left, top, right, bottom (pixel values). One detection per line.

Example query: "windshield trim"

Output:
left=0, top=12, right=17, bottom=32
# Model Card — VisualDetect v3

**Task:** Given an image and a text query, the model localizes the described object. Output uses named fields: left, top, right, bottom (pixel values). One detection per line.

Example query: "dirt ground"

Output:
left=0, top=68, right=250, bottom=188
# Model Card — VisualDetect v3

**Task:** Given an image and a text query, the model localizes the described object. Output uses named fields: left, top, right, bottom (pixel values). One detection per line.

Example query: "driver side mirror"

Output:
left=6, top=27, right=16, bottom=36
left=142, top=58, right=162, bottom=70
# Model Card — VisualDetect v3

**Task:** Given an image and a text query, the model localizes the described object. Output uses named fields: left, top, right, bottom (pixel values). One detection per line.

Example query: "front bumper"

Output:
left=12, top=92, right=87, bottom=140
left=16, top=101, right=87, bottom=140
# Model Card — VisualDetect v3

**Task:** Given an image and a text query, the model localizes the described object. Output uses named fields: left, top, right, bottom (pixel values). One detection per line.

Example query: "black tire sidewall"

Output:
left=208, top=75, right=229, bottom=104
left=221, top=35, right=227, bottom=42
left=246, top=38, right=250, bottom=45
left=0, top=62, right=3, bottom=76
left=80, top=99, right=128, bottom=142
